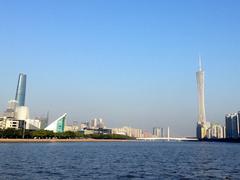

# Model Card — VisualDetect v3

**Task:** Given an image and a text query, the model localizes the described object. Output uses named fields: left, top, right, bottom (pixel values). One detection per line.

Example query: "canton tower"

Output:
left=196, top=57, right=206, bottom=124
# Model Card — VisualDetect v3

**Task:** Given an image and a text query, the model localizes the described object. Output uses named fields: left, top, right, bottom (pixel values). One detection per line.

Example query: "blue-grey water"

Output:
left=0, top=141, right=240, bottom=179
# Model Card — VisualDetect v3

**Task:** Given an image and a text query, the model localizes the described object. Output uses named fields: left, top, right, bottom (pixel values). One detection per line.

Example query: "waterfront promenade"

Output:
left=0, top=138, right=132, bottom=143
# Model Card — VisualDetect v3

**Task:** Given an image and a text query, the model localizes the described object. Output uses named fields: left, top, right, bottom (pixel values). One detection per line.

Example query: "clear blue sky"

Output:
left=1, top=0, right=240, bottom=136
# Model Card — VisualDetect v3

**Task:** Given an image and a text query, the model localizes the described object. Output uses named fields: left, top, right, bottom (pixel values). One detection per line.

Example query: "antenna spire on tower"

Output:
left=199, top=55, right=202, bottom=71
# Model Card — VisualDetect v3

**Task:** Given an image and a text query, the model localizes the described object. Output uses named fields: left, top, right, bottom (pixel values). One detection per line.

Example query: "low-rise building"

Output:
left=112, top=126, right=144, bottom=138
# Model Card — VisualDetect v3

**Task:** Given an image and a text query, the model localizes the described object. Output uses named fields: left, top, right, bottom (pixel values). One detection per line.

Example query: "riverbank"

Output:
left=0, top=138, right=134, bottom=143
left=199, top=138, right=240, bottom=143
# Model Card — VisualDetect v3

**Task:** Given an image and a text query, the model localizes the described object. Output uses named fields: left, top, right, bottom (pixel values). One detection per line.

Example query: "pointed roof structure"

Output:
left=45, top=113, right=67, bottom=133
left=199, top=55, right=202, bottom=71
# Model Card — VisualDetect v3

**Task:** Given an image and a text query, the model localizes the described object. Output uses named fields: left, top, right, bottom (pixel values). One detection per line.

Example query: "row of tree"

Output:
left=0, top=129, right=133, bottom=139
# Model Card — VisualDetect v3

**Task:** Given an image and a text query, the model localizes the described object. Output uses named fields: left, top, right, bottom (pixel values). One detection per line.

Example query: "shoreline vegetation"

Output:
left=0, top=129, right=239, bottom=143
left=0, top=138, right=134, bottom=143
left=0, top=129, right=135, bottom=142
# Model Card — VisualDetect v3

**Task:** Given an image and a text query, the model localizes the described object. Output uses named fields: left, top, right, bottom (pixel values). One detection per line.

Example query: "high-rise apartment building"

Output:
left=87, top=118, right=105, bottom=129
left=153, top=127, right=164, bottom=137
left=225, top=113, right=240, bottom=139
left=238, top=111, right=240, bottom=137
left=209, top=123, right=225, bottom=139
left=15, top=73, right=27, bottom=106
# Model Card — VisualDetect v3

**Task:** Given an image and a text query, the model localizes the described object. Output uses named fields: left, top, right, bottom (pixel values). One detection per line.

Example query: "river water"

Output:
left=0, top=141, right=239, bottom=179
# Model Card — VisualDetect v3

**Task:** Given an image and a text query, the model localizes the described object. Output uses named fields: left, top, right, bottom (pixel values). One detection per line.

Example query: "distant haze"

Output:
left=1, top=0, right=240, bottom=136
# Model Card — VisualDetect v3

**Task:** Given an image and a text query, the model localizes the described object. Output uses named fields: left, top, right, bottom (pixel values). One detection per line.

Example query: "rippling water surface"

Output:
left=0, top=141, right=240, bottom=179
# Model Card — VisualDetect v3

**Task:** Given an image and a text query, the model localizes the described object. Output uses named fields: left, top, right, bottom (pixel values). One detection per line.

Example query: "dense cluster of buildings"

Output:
left=65, top=118, right=112, bottom=135
left=0, top=73, right=153, bottom=138
left=2, top=60, right=239, bottom=141
left=66, top=121, right=155, bottom=138
left=196, top=58, right=226, bottom=139
left=195, top=58, right=240, bottom=140
left=112, top=127, right=144, bottom=138
left=0, top=73, right=66, bottom=133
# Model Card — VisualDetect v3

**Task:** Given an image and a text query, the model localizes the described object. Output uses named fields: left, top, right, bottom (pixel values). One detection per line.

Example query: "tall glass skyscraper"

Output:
left=196, top=57, right=206, bottom=124
left=15, top=73, right=27, bottom=106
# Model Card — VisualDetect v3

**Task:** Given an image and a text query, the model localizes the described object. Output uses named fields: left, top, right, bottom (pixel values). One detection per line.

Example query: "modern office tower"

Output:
left=153, top=127, right=160, bottom=137
left=225, top=114, right=233, bottom=138
left=160, top=128, right=164, bottom=137
left=167, top=127, right=170, bottom=141
left=232, top=114, right=239, bottom=138
left=153, top=127, right=164, bottom=137
left=238, top=111, right=240, bottom=137
left=225, top=113, right=240, bottom=139
left=87, top=118, right=105, bottom=129
left=15, top=73, right=27, bottom=106
left=45, top=113, right=67, bottom=133
left=196, top=57, right=206, bottom=124
left=196, top=123, right=204, bottom=139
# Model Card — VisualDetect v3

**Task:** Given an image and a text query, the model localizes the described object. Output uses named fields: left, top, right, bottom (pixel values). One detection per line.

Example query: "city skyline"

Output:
left=0, top=58, right=235, bottom=137
left=1, top=1, right=240, bottom=136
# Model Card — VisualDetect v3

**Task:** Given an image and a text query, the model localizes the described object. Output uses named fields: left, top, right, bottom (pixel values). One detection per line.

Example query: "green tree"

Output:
left=32, top=130, right=54, bottom=139
left=3, top=128, right=22, bottom=138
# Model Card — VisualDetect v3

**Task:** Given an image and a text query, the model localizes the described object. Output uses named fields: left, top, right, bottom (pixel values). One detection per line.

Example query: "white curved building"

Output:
left=45, top=113, right=67, bottom=133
